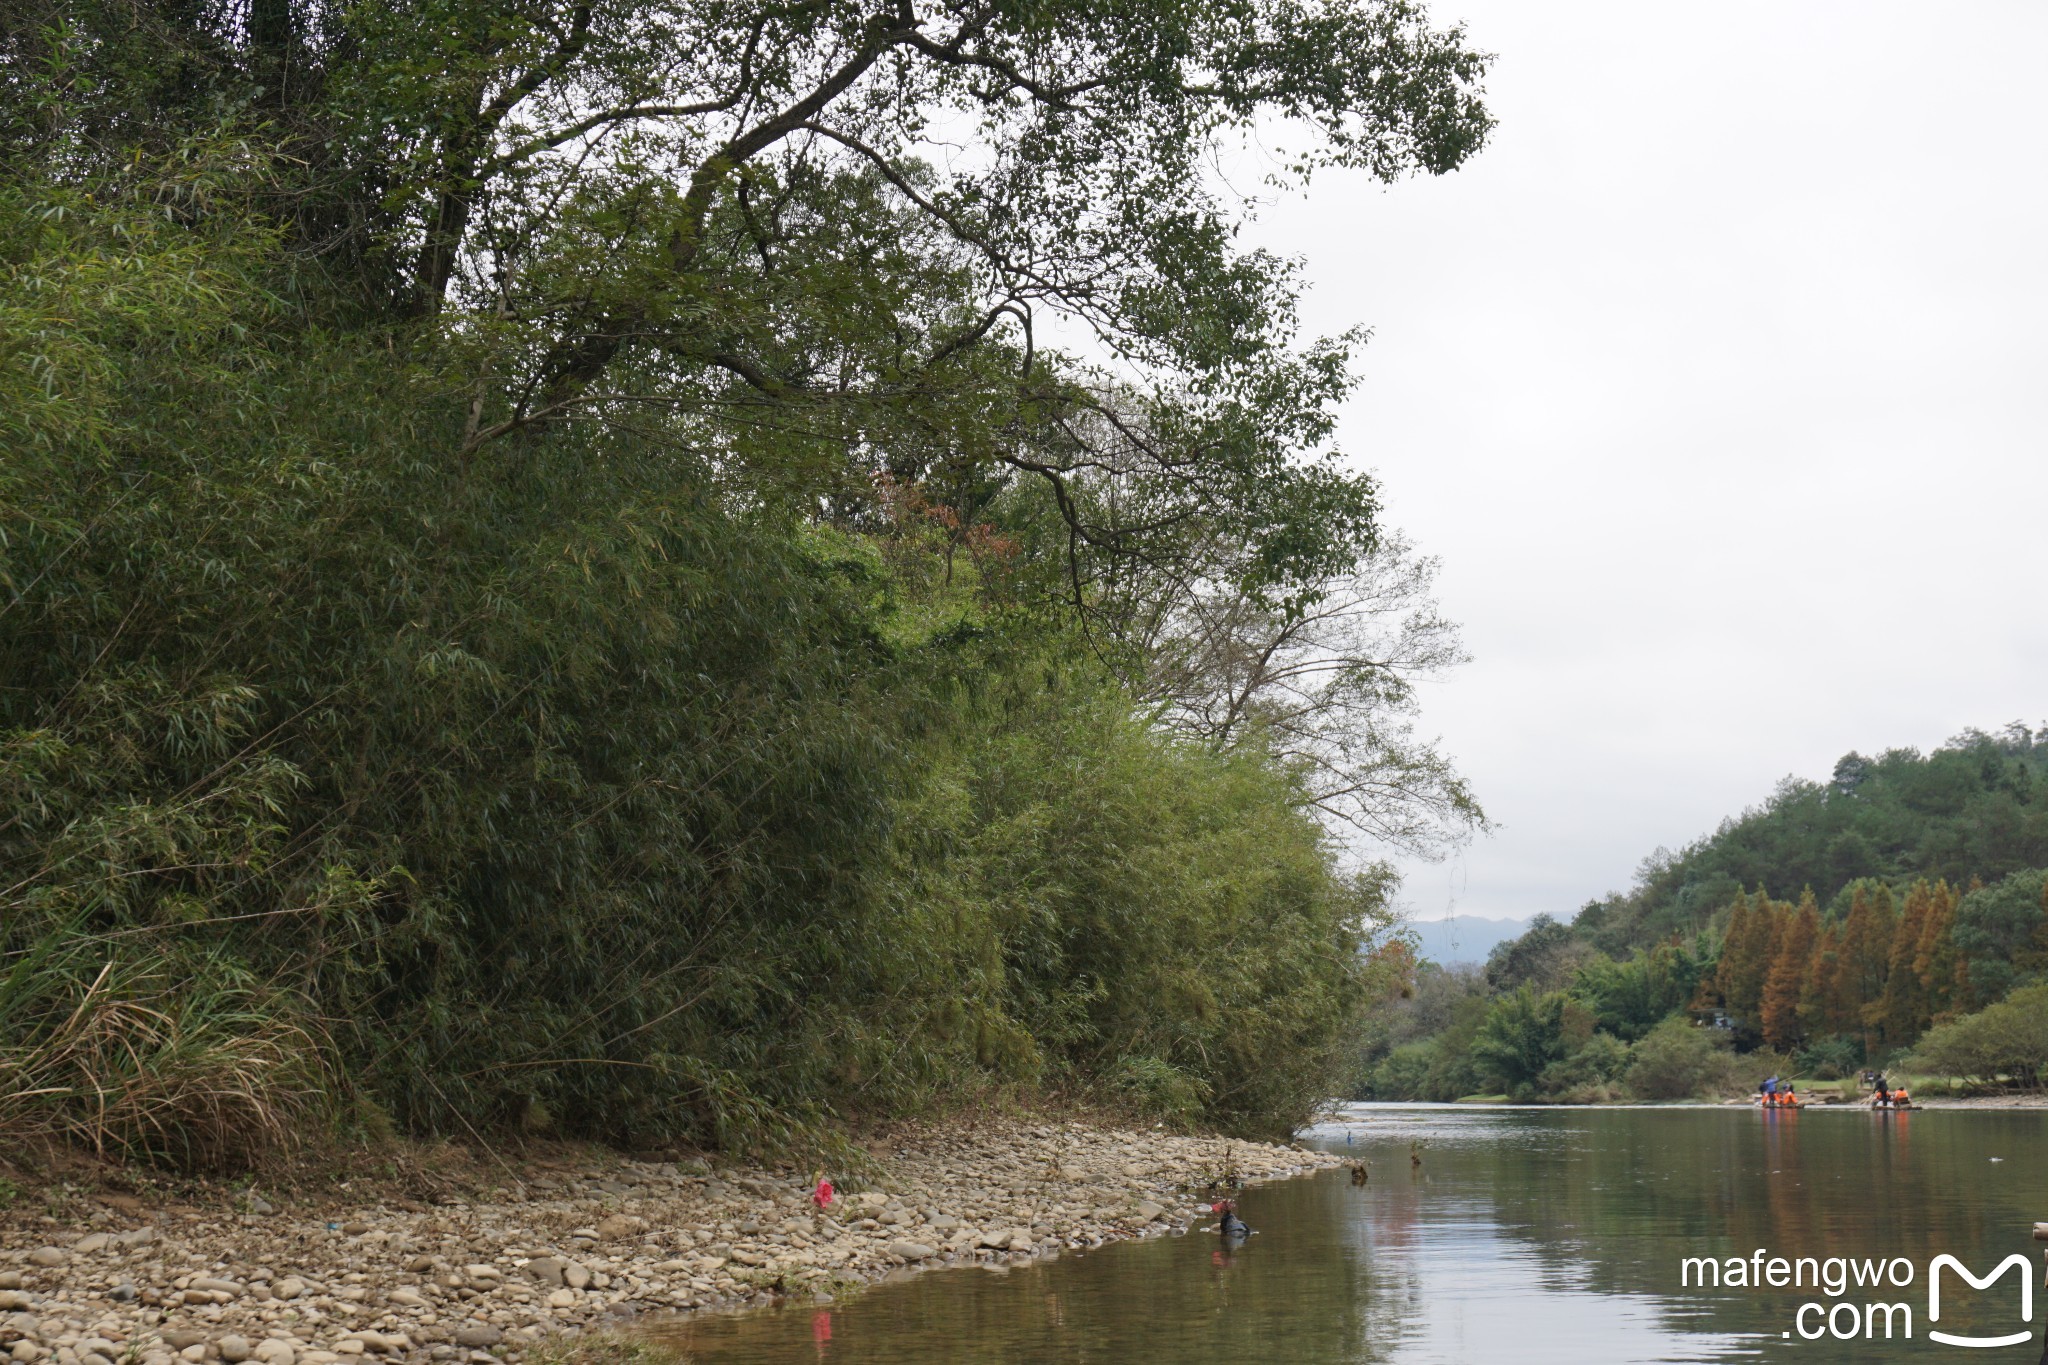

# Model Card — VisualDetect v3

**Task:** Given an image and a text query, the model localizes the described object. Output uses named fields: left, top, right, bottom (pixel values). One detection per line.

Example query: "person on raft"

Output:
left=1215, top=1199, right=1252, bottom=1240
left=1872, top=1073, right=1890, bottom=1106
left=1761, top=1074, right=1779, bottom=1103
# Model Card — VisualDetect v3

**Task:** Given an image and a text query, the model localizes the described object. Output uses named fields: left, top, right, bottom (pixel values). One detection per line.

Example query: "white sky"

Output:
left=1246, top=2, right=2048, bottom=925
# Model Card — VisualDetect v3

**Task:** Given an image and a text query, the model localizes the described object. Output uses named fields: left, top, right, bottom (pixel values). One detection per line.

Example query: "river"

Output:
left=646, top=1103, right=2048, bottom=1362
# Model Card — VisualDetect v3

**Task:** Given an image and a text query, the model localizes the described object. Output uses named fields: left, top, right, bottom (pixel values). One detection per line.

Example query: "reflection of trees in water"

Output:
left=651, top=1112, right=2048, bottom=1362
left=656, top=1175, right=1424, bottom=1363
left=1381, top=1109, right=2048, bottom=1332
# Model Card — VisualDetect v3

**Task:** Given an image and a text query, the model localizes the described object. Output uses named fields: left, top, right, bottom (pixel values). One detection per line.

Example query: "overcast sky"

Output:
left=1244, top=2, right=2048, bottom=929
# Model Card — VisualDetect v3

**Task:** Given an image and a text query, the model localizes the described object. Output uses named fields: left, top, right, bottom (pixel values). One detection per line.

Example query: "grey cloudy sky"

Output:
left=1247, top=3, right=2048, bottom=927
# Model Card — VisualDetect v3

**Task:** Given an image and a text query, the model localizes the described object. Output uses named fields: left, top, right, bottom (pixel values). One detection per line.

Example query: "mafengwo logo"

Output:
left=1680, top=1249, right=2038, bottom=1346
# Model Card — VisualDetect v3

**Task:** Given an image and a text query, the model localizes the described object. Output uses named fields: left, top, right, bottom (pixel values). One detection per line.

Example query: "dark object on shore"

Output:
left=1410, top=1140, right=1424, bottom=1168
left=1349, top=1162, right=1369, bottom=1185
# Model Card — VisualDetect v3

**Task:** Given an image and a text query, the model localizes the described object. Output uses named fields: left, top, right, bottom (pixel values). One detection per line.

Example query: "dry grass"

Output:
left=0, top=947, right=328, bottom=1171
left=525, top=1330, right=689, bottom=1365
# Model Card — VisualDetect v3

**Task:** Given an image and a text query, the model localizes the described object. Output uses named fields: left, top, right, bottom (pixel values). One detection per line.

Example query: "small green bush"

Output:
left=1626, top=1017, right=1739, bottom=1100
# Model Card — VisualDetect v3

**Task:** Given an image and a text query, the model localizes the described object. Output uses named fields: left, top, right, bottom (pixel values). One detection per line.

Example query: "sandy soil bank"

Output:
left=0, top=1120, right=1338, bottom=1365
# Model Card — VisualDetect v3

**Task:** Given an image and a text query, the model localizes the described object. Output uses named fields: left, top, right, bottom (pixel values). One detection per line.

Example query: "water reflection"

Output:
left=646, top=1106, right=2048, bottom=1362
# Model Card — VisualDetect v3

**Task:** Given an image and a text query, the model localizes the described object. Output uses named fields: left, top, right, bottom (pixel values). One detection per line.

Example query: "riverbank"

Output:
left=0, top=1120, right=1338, bottom=1365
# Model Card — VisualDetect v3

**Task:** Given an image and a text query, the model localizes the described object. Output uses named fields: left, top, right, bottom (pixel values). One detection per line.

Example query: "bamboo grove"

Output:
left=0, top=0, right=1495, bottom=1165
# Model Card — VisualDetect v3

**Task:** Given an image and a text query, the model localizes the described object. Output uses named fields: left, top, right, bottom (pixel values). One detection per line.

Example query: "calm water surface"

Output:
left=647, top=1105, right=2048, bottom=1362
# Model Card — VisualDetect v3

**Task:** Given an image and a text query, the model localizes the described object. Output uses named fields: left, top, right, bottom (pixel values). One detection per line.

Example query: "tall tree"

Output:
left=1912, top=879, right=1964, bottom=1023
left=1716, top=890, right=1779, bottom=1027
left=1802, top=916, right=1841, bottom=1038
left=4, top=0, right=1494, bottom=618
left=1881, top=881, right=1935, bottom=1043
left=1761, top=891, right=1818, bottom=1049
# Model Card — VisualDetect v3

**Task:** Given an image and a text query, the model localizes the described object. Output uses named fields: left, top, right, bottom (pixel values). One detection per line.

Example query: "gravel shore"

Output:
left=0, top=1122, right=1338, bottom=1365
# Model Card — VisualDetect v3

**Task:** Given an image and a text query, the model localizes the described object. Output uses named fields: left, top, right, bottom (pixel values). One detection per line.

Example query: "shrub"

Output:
left=1626, top=1017, right=1739, bottom=1100
left=1795, top=1035, right=1862, bottom=1081
left=1908, top=983, right=2048, bottom=1087
left=0, top=936, right=326, bottom=1169
left=1538, top=1032, right=1632, bottom=1101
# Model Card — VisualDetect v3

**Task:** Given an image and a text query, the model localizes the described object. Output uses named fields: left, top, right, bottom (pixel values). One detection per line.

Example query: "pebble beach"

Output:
left=0, top=1121, right=1339, bottom=1365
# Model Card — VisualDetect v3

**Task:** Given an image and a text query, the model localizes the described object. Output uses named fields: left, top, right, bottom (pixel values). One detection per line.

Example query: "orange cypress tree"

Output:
left=1711, top=892, right=1751, bottom=1009
left=1717, top=889, right=1779, bottom=1026
left=1881, top=881, right=1934, bottom=1043
left=1762, top=892, right=1819, bottom=1049
left=1859, top=892, right=1900, bottom=1055
left=1835, top=886, right=1875, bottom=1043
left=1803, top=917, right=1842, bottom=1037
left=1913, top=879, right=1963, bottom=1022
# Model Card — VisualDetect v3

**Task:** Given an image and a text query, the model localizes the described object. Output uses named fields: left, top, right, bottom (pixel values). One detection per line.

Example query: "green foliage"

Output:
left=0, top=125, right=1435, bottom=1159
left=1907, top=983, right=2048, bottom=1088
left=890, top=672, right=1392, bottom=1131
left=1419, top=730, right=2048, bottom=1102
left=0, top=931, right=326, bottom=1168
left=1364, top=982, right=1489, bottom=1102
left=1481, top=914, right=1585, bottom=993
left=1469, top=988, right=1571, bottom=1101
left=1794, top=1036, right=1863, bottom=1082
left=1573, top=942, right=1702, bottom=1042
left=1950, top=869, right=2048, bottom=1004
left=1572, top=731, right=2048, bottom=956
left=1623, top=1018, right=1736, bottom=1101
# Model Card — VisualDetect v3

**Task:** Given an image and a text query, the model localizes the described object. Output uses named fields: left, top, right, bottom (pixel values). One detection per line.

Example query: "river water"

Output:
left=646, top=1103, right=2048, bottom=1362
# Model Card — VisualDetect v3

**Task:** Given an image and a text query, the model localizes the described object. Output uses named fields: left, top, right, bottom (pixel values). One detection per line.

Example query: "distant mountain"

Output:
left=1405, top=914, right=1534, bottom=967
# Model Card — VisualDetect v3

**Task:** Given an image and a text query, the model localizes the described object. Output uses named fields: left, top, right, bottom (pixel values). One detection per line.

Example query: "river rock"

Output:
left=386, top=1290, right=426, bottom=1308
left=451, top=1328, right=500, bottom=1349
left=71, top=1234, right=111, bottom=1254
left=25, top=1251, right=66, bottom=1269
left=594, top=1214, right=645, bottom=1240
left=1135, top=1201, right=1164, bottom=1222
left=519, top=1259, right=565, bottom=1288
left=217, top=1335, right=252, bottom=1362
left=160, top=1331, right=209, bottom=1350
left=251, top=1342, right=294, bottom=1365
left=0, top=1293, right=31, bottom=1311
left=888, top=1241, right=936, bottom=1261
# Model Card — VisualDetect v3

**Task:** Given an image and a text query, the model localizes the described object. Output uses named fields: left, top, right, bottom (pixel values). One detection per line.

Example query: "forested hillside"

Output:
left=0, top=0, right=1493, bottom=1166
left=1574, top=727, right=2048, bottom=957
left=1366, top=730, right=2048, bottom=1103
